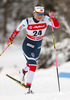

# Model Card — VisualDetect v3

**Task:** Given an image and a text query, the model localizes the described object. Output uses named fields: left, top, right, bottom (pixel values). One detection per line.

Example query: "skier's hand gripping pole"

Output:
left=49, top=12, right=60, bottom=92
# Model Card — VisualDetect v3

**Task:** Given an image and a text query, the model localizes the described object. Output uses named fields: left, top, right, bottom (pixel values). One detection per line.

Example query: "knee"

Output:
left=29, top=65, right=37, bottom=72
left=26, top=63, right=37, bottom=72
left=26, top=62, right=37, bottom=72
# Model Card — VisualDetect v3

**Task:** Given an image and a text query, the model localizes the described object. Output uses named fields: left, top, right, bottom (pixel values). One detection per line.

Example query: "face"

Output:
left=34, top=12, right=44, bottom=21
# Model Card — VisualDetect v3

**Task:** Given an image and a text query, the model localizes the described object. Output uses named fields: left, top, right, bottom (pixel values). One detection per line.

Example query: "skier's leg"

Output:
left=25, top=60, right=37, bottom=93
left=26, top=63, right=37, bottom=85
left=22, top=62, right=30, bottom=74
left=21, top=38, right=41, bottom=93
left=19, top=62, right=29, bottom=83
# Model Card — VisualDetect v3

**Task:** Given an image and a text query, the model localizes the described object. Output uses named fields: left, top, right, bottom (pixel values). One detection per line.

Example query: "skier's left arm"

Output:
left=45, top=12, right=60, bottom=28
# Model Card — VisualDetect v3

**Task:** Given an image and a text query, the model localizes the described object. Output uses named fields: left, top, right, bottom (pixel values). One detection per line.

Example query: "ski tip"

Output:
left=6, top=74, right=8, bottom=76
left=6, top=74, right=10, bottom=77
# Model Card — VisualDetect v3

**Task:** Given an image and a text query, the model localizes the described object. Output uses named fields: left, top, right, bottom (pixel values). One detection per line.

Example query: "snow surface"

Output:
left=0, top=44, right=70, bottom=100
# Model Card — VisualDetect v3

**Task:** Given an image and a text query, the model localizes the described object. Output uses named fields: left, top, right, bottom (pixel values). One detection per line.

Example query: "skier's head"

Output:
left=33, top=4, right=44, bottom=21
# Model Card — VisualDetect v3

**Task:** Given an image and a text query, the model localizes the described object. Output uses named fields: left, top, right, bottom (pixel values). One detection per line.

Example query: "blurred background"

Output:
left=0, top=0, right=70, bottom=69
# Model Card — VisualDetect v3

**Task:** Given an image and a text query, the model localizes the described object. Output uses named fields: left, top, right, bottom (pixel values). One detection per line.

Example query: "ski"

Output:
left=6, top=74, right=34, bottom=94
left=6, top=74, right=26, bottom=89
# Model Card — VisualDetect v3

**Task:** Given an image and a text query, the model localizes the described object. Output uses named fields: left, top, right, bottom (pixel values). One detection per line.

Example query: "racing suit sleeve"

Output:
left=45, top=15, right=60, bottom=28
left=11, top=19, right=27, bottom=39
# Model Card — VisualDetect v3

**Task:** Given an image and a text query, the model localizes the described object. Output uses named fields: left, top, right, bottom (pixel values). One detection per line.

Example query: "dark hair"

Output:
left=35, top=4, right=44, bottom=7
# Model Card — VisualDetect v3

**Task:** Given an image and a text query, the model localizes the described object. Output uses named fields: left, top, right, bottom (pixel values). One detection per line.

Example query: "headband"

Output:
left=34, top=6, right=44, bottom=13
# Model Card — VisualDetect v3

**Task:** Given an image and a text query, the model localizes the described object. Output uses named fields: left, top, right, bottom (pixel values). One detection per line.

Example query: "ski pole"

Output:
left=51, top=20, right=60, bottom=92
left=0, top=42, right=12, bottom=56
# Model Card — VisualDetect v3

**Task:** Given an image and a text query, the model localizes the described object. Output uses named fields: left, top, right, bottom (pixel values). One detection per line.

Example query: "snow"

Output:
left=0, top=44, right=70, bottom=100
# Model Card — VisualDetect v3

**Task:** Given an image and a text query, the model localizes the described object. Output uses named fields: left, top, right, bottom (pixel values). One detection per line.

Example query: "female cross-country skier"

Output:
left=7, top=4, right=60, bottom=93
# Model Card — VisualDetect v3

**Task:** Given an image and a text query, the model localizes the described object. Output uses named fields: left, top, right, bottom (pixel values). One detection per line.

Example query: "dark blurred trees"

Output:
left=3, top=0, right=9, bottom=37
left=57, top=0, right=70, bottom=41
left=0, top=0, right=36, bottom=43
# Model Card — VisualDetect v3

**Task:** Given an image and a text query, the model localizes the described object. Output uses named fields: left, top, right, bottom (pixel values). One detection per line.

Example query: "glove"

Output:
left=7, top=37, right=13, bottom=45
left=49, top=12, right=60, bottom=28
left=49, top=12, right=55, bottom=18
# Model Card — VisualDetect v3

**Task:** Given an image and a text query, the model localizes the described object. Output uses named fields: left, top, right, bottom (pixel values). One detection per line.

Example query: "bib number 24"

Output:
left=33, top=30, right=42, bottom=36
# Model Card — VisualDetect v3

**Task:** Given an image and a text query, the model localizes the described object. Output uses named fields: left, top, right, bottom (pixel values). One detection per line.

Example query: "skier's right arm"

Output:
left=7, top=19, right=27, bottom=44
